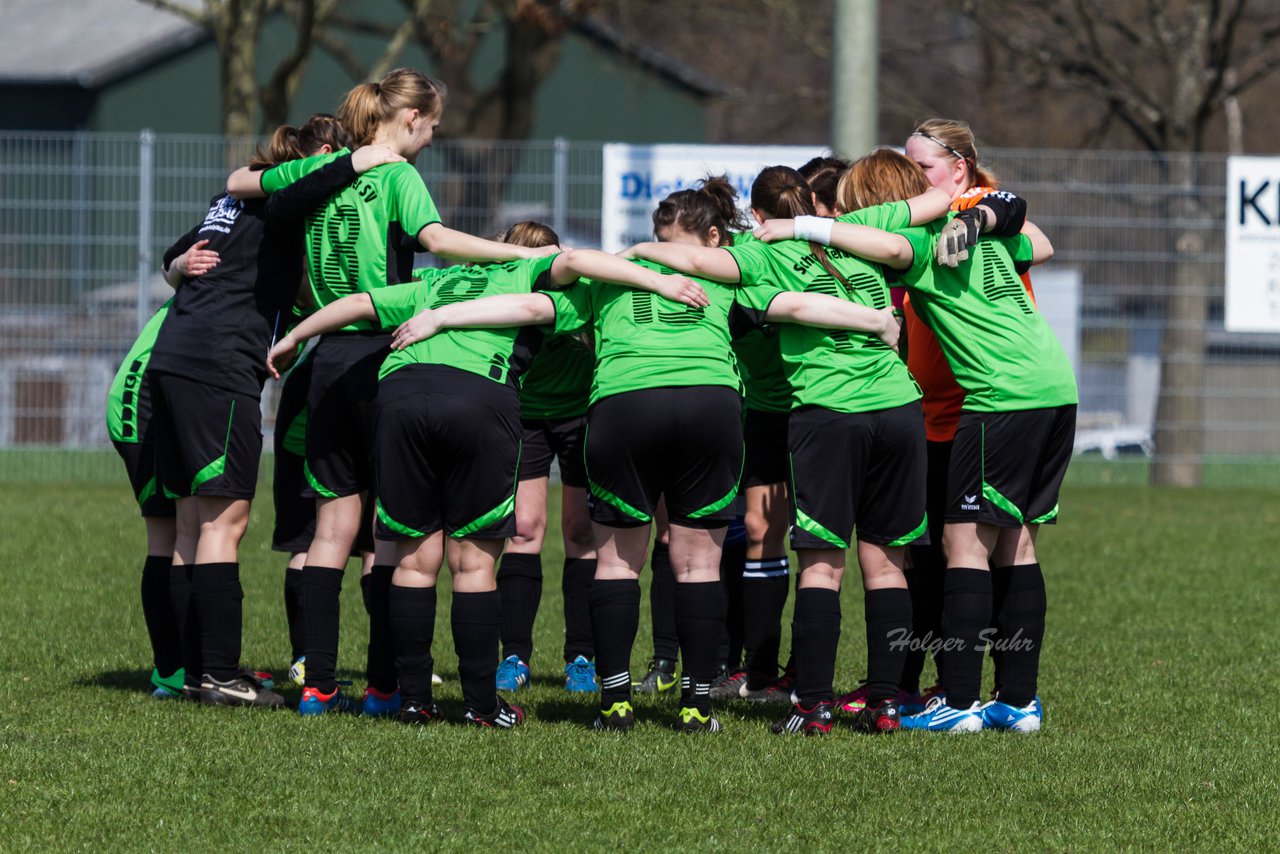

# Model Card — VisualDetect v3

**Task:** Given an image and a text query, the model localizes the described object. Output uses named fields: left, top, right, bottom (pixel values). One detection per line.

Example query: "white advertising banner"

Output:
left=600, top=144, right=827, bottom=253
left=1225, top=155, right=1280, bottom=332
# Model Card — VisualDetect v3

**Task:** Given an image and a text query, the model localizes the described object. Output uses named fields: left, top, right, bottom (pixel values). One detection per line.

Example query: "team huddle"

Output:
left=107, top=67, right=1076, bottom=735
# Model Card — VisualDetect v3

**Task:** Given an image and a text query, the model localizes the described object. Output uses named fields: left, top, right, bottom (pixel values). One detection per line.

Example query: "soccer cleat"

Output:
left=495, top=655, right=531, bottom=691
left=676, top=706, right=722, bottom=733
left=835, top=683, right=914, bottom=715
left=900, top=682, right=944, bottom=715
left=150, top=667, right=185, bottom=699
left=248, top=670, right=276, bottom=691
left=771, top=701, right=835, bottom=735
left=464, top=696, right=525, bottom=729
left=740, top=672, right=795, bottom=704
left=564, top=655, right=598, bottom=693
left=288, top=656, right=306, bottom=687
left=297, top=685, right=359, bottom=716
left=591, top=700, right=636, bottom=731
left=849, top=698, right=901, bottom=733
left=710, top=668, right=749, bottom=701
left=361, top=686, right=402, bottom=717
left=398, top=701, right=445, bottom=726
left=199, top=672, right=286, bottom=709
left=633, top=658, right=678, bottom=694
left=982, top=696, right=1043, bottom=732
left=901, top=696, right=984, bottom=733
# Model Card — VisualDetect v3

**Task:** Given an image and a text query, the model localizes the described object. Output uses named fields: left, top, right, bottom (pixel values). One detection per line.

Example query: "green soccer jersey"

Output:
left=726, top=202, right=921, bottom=415
left=544, top=259, right=740, bottom=405
left=728, top=233, right=791, bottom=414
left=519, top=332, right=593, bottom=420
left=107, top=300, right=171, bottom=443
left=369, top=255, right=559, bottom=385
left=262, top=152, right=441, bottom=331
left=897, top=222, right=1078, bottom=412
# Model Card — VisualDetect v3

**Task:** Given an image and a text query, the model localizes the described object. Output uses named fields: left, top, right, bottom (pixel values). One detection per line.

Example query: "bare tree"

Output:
left=142, top=0, right=274, bottom=140
left=960, top=0, right=1280, bottom=486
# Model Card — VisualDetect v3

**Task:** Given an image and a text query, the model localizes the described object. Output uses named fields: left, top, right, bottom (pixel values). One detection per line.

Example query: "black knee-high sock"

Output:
left=169, top=563, right=200, bottom=687
left=941, top=568, right=992, bottom=709
left=590, top=578, right=641, bottom=704
left=903, top=548, right=945, bottom=694
left=452, top=590, right=502, bottom=714
left=141, top=555, right=182, bottom=677
left=284, top=566, right=305, bottom=663
left=362, top=565, right=397, bottom=693
left=300, top=566, right=344, bottom=693
left=989, top=563, right=1014, bottom=694
left=189, top=563, right=243, bottom=682
left=864, top=587, right=913, bottom=704
left=792, top=587, right=841, bottom=706
left=497, top=553, right=542, bottom=664
left=388, top=584, right=436, bottom=706
left=742, top=556, right=789, bottom=689
left=562, top=558, right=595, bottom=661
left=718, top=538, right=746, bottom=670
left=649, top=543, right=678, bottom=662
left=993, top=563, right=1046, bottom=707
left=676, top=581, right=727, bottom=715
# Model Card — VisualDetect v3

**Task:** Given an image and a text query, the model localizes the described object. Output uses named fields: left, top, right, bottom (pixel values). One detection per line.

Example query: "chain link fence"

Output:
left=0, top=132, right=1274, bottom=487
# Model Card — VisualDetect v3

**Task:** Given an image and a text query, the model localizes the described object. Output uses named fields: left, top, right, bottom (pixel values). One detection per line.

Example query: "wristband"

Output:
left=793, top=215, right=834, bottom=245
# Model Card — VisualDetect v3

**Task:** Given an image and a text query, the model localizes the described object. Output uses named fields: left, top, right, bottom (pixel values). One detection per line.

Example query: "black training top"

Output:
left=149, top=154, right=359, bottom=397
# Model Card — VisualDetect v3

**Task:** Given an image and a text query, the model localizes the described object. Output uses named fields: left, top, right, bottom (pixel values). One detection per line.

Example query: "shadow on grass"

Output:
left=75, top=668, right=154, bottom=693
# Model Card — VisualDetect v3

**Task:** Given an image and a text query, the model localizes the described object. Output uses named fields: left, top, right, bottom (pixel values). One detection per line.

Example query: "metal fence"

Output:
left=0, top=131, right=1275, bottom=487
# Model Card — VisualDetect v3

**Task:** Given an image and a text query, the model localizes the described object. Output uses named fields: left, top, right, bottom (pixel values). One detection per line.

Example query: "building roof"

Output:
left=0, top=0, right=207, bottom=87
left=0, top=0, right=724, bottom=97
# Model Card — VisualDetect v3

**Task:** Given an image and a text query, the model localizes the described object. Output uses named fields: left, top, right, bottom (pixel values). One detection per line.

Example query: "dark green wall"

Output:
left=85, top=10, right=707, bottom=142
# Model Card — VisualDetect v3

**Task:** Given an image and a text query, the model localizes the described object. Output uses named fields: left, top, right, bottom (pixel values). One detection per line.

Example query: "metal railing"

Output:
left=0, top=131, right=1275, bottom=487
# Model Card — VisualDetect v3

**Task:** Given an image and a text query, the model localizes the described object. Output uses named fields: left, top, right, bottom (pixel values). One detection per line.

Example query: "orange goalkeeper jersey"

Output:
left=904, top=185, right=1037, bottom=442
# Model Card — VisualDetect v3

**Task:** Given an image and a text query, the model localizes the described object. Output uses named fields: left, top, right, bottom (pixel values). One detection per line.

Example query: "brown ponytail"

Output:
left=751, top=165, right=854, bottom=290
left=652, top=174, right=747, bottom=247
left=837, top=147, right=932, bottom=211
left=248, top=113, right=353, bottom=168
left=249, top=124, right=303, bottom=167
left=499, top=220, right=559, bottom=249
left=338, top=68, right=448, bottom=147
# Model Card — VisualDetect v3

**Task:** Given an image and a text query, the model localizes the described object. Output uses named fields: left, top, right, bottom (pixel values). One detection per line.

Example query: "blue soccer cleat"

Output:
left=901, top=696, right=984, bottom=733
left=496, top=655, right=531, bottom=691
left=362, top=686, right=402, bottom=717
left=564, top=655, right=598, bottom=693
left=297, top=685, right=359, bottom=716
left=982, top=696, right=1043, bottom=732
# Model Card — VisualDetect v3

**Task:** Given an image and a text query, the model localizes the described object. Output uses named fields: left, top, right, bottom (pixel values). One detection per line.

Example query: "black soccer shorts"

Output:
left=112, top=440, right=176, bottom=518
left=374, top=365, right=521, bottom=541
left=787, top=400, right=927, bottom=550
left=518, top=415, right=588, bottom=488
left=741, top=407, right=790, bottom=488
left=304, top=332, right=391, bottom=500
left=584, top=385, right=743, bottom=529
left=946, top=405, right=1077, bottom=527
left=150, top=370, right=262, bottom=500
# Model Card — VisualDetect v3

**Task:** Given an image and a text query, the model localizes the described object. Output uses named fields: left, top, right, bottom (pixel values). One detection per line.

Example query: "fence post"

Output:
left=553, top=136, right=568, bottom=238
left=137, top=129, right=155, bottom=334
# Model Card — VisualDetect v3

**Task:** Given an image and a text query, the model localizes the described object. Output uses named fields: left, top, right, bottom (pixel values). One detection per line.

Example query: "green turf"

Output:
left=3, top=482, right=1279, bottom=850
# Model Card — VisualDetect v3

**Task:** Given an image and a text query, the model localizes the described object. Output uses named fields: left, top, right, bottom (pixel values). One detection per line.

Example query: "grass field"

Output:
left=3, top=479, right=1280, bottom=850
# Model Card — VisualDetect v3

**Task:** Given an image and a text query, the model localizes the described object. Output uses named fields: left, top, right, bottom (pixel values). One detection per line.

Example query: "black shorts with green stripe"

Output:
left=112, top=440, right=175, bottom=518
left=519, top=415, right=587, bottom=487
left=584, top=385, right=743, bottom=529
left=787, top=401, right=927, bottom=550
left=373, top=364, right=520, bottom=541
left=946, top=405, right=1076, bottom=528
left=304, top=332, right=391, bottom=499
left=150, top=370, right=262, bottom=500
